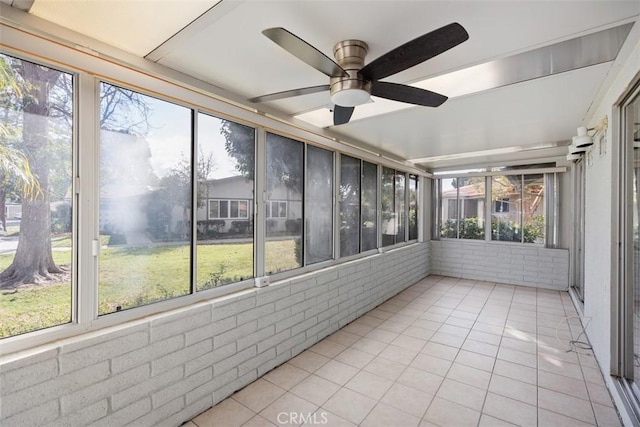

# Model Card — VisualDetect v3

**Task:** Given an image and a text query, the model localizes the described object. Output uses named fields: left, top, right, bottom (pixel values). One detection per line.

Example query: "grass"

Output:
left=0, top=239, right=298, bottom=338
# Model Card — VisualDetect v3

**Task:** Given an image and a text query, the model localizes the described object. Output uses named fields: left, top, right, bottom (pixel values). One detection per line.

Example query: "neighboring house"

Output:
left=441, top=181, right=544, bottom=224
left=197, top=175, right=302, bottom=236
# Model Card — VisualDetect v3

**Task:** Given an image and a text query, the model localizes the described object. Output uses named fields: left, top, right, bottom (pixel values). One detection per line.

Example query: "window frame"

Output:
left=208, top=198, right=251, bottom=219
left=434, top=167, right=562, bottom=246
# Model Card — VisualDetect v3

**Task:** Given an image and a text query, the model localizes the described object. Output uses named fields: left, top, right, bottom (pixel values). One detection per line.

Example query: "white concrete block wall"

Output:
left=430, top=240, right=569, bottom=290
left=0, top=243, right=429, bottom=427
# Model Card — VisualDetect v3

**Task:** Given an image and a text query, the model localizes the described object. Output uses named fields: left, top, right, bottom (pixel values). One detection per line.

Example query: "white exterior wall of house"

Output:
left=576, top=21, right=640, bottom=427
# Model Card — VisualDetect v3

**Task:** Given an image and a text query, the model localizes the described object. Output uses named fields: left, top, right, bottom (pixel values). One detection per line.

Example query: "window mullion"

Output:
left=255, top=128, right=266, bottom=278
left=77, top=73, right=98, bottom=325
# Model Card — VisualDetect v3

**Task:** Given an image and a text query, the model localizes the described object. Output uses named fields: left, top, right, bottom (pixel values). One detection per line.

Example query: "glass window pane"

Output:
left=491, top=175, right=522, bottom=242
left=196, top=114, right=254, bottom=290
left=209, top=200, right=219, bottom=219
left=306, top=145, right=333, bottom=264
left=0, top=55, right=73, bottom=337
left=395, top=172, right=406, bottom=243
left=340, top=155, right=361, bottom=257
left=99, top=84, right=191, bottom=314
left=229, top=200, right=238, bottom=218
left=238, top=200, right=248, bottom=218
left=219, top=200, right=229, bottom=218
left=459, top=177, right=485, bottom=240
left=439, top=178, right=458, bottom=238
left=266, top=133, right=303, bottom=274
left=361, top=161, right=378, bottom=251
left=409, top=175, right=418, bottom=240
left=382, top=167, right=396, bottom=246
left=523, top=174, right=545, bottom=244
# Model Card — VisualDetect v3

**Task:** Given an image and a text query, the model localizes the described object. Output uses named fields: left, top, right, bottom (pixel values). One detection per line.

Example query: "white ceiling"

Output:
left=10, top=0, right=640, bottom=170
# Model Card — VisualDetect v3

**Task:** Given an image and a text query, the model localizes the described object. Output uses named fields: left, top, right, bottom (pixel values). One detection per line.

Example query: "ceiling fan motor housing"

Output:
left=330, top=40, right=371, bottom=106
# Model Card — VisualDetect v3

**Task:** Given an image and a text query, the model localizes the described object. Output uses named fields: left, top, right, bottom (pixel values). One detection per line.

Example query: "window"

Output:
left=340, top=155, right=361, bottom=257
left=395, top=172, right=406, bottom=243
left=361, top=161, right=378, bottom=251
left=439, top=177, right=485, bottom=240
left=437, top=172, right=548, bottom=244
left=306, top=145, right=333, bottom=264
left=99, top=83, right=192, bottom=314
left=265, top=133, right=303, bottom=274
left=208, top=199, right=250, bottom=219
left=491, top=174, right=544, bottom=243
left=408, top=175, right=419, bottom=240
left=494, top=198, right=509, bottom=213
left=382, top=167, right=407, bottom=246
left=266, top=201, right=287, bottom=218
left=0, top=54, right=74, bottom=338
left=196, top=113, right=254, bottom=290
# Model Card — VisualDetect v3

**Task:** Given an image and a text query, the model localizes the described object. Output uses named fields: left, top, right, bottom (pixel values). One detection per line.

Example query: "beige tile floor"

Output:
left=186, top=275, right=622, bottom=427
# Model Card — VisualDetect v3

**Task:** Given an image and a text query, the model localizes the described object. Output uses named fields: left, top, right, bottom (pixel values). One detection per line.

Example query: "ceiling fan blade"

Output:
left=263, top=27, right=348, bottom=78
left=249, top=85, right=330, bottom=103
left=360, top=22, right=469, bottom=81
left=371, top=81, right=447, bottom=107
left=334, top=105, right=355, bottom=125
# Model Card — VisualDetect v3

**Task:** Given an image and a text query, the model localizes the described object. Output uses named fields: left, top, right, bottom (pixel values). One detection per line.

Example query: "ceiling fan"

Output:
left=249, top=23, right=469, bottom=125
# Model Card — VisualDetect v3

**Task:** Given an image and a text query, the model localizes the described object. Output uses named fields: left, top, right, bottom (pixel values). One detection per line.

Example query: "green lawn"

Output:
left=0, top=239, right=297, bottom=338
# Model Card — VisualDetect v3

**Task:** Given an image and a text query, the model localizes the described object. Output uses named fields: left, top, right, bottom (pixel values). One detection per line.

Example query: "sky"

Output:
left=143, top=96, right=242, bottom=180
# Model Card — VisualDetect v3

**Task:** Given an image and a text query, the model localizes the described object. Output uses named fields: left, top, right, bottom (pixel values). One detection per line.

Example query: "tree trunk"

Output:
left=0, top=63, right=63, bottom=288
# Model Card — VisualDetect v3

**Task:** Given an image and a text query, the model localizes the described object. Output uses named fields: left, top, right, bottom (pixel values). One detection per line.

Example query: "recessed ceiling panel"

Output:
left=29, top=0, right=221, bottom=56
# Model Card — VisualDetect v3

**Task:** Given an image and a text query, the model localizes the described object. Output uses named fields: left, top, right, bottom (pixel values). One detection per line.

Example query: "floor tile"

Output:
left=342, top=321, right=375, bottom=336
left=309, top=339, right=346, bottom=358
left=410, top=352, right=452, bottom=376
left=483, top=392, right=537, bottom=427
left=363, top=355, right=407, bottom=381
left=397, top=366, right=444, bottom=395
left=402, top=325, right=436, bottom=341
left=304, top=410, right=355, bottom=427
left=421, top=341, right=459, bottom=361
left=290, top=374, right=341, bottom=406
left=478, top=414, right=518, bottom=427
left=462, top=339, right=499, bottom=358
left=489, top=374, right=537, bottom=406
left=380, top=382, right=433, bottom=417
left=537, top=409, right=595, bottom=427
left=538, top=355, right=584, bottom=380
left=288, top=350, right=330, bottom=373
left=350, top=337, right=388, bottom=356
left=423, top=397, right=481, bottom=427
left=593, top=402, right=622, bottom=426
left=446, top=362, right=492, bottom=390
left=334, top=347, right=376, bottom=369
left=344, top=370, right=394, bottom=400
left=436, top=378, right=486, bottom=411
left=233, top=379, right=286, bottom=413
left=538, top=369, right=589, bottom=400
left=326, top=330, right=361, bottom=346
left=313, top=359, right=359, bottom=386
left=241, top=415, right=276, bottom=427
left=430, top=332, right=466, bottom=348
left=193, top=398, right=255, bottom=427
left=378, top=344, right=419, bottom=365
left=500, top=336, right=537, bottom=355
left=263, top=363, right=309, bottom=390
left=455, top=349, right=496, bottom=372
left=392, top=334, right=428, bottom=351
left=260, top=392, right=318, bottom=426
left=586, top=381, right=615, bottom=407
left=538, top=387, right=596, bottom=424
left=467, top=330, right=502, bottom=346
left=497, top=346, right=537, bottom=369
left=322, top=388, right=377, bottom=425
left=366, top=328, right=400, bottom=344
left=361, top=402, right=421, bottom=427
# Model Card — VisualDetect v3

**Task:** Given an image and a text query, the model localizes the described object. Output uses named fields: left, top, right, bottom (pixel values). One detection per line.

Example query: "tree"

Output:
left=0, top=55, right=152, bottom=288
left=0, top=60, right=66, bottom=287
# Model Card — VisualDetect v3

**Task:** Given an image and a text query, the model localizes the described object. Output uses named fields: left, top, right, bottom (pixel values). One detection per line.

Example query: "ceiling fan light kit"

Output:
left=252, top=23, right=469, bottom=125
left=330, top=40, right=371, bottom=107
